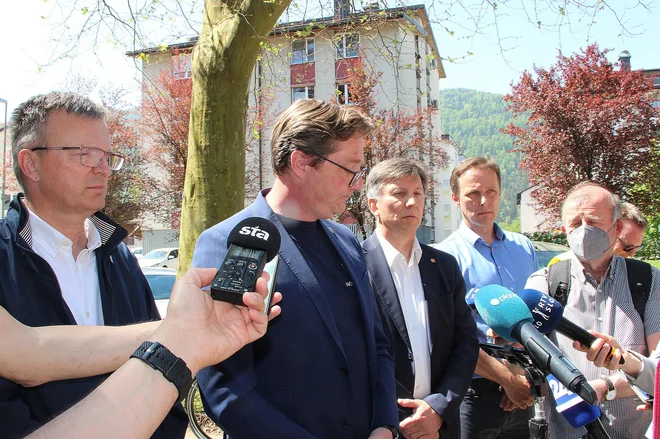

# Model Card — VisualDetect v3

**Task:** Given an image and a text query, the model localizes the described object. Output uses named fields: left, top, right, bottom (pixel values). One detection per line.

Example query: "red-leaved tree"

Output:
left=339, top=56, right=450, bottom=239
left=100, top=88, right=151, bottom=235
left=140, top=54, right=192, bottom=228
left=503, top=43, right=660, bottom=223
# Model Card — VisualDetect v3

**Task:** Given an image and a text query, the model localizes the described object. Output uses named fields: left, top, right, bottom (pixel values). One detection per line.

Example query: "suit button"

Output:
left=343, top=421, right=353, bottom=428
left=340, top=367, right=348, bottom=375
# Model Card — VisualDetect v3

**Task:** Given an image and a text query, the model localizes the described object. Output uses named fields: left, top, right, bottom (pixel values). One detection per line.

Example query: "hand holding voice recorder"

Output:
left=210, top=217, right=281, bottom=314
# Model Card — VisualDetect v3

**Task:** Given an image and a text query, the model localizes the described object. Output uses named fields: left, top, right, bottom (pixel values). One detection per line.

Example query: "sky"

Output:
left=0, top=0, right=658, bottom=117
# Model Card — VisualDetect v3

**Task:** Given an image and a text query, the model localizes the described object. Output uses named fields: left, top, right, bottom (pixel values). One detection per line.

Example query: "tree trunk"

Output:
left=178, top=0, right=291, bottom=275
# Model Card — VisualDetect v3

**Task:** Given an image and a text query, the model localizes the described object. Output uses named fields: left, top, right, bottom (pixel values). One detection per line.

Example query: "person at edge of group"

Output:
left=5, top=268, right=279, bottom=439
left=191, top=99, right=399, bottom=439
left=548, top=201, right=648, bottom=266
left=362, top=158, right=479, bottom=439
left=434, top=157, right=539, bottom=439
left=576, top=328, right=659, bottom=439
left=613, top=202, right=648, bottom=258
left=0, top=91, right=186, bottom=438
left=525, top=181, right=660, bottom=439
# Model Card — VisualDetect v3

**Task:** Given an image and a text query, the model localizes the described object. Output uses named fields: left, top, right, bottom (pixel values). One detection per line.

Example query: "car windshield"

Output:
left=145, top=274, right=176, bottom=300
left=144, top=250, right=168, bottom=259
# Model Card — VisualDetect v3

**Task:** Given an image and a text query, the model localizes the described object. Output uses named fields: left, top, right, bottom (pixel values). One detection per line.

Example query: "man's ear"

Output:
left=289, top=150, right=313, bottom=180
left=451, top=192, right=460, bottom=207
left=614, top=218, right=624, bottom=236
left=17, top=149, right=40, bottom=184
left=367, top=197, right=378, bottom=216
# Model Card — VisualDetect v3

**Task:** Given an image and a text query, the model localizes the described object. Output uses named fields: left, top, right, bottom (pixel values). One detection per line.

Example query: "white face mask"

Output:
left=567, top=224, right=615, bottom=262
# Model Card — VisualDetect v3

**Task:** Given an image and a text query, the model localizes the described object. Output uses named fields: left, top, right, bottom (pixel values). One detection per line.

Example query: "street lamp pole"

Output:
left=0, top=97, right=8, bottom=218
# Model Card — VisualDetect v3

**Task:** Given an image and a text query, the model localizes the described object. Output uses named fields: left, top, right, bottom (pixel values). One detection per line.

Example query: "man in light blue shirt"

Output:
left=434, top=157, right=538, bottom=439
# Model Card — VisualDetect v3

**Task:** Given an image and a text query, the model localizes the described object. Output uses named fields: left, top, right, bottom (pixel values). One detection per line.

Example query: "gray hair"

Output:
left=366, top=158, right=428, bottom=200
left=561, top=181, right=622, bottom=224
left=620, top=202, right=648, bottom=231
left=10, top=91, right=106, bottom=188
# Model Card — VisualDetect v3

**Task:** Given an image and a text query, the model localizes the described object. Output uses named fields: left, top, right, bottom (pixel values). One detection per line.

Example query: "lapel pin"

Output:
left=430, top=258, right=436, bottom=263
left=328, top=227, right=334, bottom=233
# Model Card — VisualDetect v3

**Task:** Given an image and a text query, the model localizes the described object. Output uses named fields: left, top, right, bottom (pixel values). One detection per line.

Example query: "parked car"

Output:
left=532, top=240, right=570, bottom=269
left=139, top=247, right=179, bottom=270
left=130, top=247, right=144, bottom=259
left=142, top=267, right=177, bottom=317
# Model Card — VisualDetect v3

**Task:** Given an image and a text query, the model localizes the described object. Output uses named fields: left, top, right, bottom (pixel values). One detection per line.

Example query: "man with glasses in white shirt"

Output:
left=362, top=158, right=479, bottom=439
left=0, top=91, right=187, bottom=438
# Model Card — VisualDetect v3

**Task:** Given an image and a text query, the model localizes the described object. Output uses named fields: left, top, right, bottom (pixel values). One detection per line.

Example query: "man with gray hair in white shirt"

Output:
left=362, top=157, right=479, bottom=439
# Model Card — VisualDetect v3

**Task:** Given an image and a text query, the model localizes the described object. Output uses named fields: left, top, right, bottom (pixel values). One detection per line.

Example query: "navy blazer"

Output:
left=0, top=196, right=187, bottom=439
left=362, top=233, right=479, bottom=437
left=192, top=190, right=398, bottom=439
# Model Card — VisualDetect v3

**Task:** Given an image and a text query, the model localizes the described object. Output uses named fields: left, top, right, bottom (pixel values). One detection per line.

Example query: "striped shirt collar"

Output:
left=25, top=206, right=101, bottom=257
left=571, top=253, right=620, bottom=286
left=16, top=196, right=118, bottom=250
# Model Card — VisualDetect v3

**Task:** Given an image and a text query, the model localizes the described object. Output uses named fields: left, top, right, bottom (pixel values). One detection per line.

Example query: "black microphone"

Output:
left=210, top=217, right=281, bottom=306
left=474, top=285, right=598, bottom=405
left=518, top=289, right=624, bottom=364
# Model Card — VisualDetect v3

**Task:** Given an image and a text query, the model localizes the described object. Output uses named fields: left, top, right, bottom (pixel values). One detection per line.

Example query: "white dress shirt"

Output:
left=27, top=207, right=104, bottom=326
left=376, top=230, right=431, bottom=399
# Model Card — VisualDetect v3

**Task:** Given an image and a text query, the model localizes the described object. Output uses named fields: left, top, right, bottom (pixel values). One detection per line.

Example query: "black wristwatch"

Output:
left=131, top=341, right=193, bottom=403
left=381, top=425, right=400, bottom=439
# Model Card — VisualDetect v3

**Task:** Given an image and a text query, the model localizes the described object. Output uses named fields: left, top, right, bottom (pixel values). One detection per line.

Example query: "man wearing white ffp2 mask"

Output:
left=525, top=181, right=660, bottom=439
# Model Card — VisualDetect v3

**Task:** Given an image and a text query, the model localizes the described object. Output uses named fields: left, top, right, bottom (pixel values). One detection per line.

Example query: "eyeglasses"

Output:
left=312, top=154, right=367, bottom=187
left=31, top=146, right=125, bottom=171
left=618, top=238, right=644, bottom=253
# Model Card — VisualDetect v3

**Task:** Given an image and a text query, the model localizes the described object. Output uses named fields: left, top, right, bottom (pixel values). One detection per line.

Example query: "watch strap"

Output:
left=381, top=425, right=400, bottom=439
left=131, top=341, right=193, bottom=403
left=600, top=374, right=616, bottom=401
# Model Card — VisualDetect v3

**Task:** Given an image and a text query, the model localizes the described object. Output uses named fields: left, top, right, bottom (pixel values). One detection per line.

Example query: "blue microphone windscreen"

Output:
left=562, top=402, right=601, bottom=428
left=474, top=285, right=534, bottom=343
left=548, top=373, right=601, bottom=428
left=517, top=289, right=564, bottom=334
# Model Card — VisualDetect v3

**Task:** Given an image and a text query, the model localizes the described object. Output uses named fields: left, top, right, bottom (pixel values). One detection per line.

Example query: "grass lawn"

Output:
left=648, top=260, right=660, bottom=270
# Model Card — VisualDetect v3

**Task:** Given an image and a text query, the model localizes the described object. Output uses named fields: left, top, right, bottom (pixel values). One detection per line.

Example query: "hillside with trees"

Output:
left=440, top=88, right=528, bottom=226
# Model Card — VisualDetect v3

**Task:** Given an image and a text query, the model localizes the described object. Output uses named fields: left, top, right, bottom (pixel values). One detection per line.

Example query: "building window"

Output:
left=336, top=34, right=359, bottom=59
left=292, top=86, right=314, bottom=102
left=336, top=84, right=353, bottom=104
left=172, top=54, right=192, bottom=80
left=291, top=38, right=315, bottom=65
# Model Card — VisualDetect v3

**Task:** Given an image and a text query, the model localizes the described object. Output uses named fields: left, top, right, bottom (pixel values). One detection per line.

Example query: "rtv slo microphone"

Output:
left=517, top=289, right=624, bottom=364
left=474, top=284, right=598, bottom=405
left=210, top=217, right=281, bottom=308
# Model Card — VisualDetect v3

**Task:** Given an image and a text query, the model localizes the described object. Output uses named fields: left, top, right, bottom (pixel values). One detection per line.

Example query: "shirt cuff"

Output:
left=622, top=350, right=646, bottom=384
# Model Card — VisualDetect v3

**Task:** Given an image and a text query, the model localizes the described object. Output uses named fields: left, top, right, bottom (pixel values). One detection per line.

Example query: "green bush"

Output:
left=524, top=231, right=568, bottom=246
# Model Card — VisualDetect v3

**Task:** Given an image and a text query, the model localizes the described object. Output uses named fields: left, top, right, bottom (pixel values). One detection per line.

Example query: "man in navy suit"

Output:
left=362, top=158, right=479, bottom=439
left=192, top=99, right=399, bottom=439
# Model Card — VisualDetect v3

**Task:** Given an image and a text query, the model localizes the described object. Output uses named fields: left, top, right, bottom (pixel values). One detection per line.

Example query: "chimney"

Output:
left=334, top=0, right=352, bottom=20
left=618, top=50, right=631, bottom=71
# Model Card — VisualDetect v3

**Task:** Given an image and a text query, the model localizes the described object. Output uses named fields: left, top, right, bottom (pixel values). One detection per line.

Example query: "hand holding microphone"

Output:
left=474, top=285, right=598, bottom=405
left=516, top=289, right=625, bottom=365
